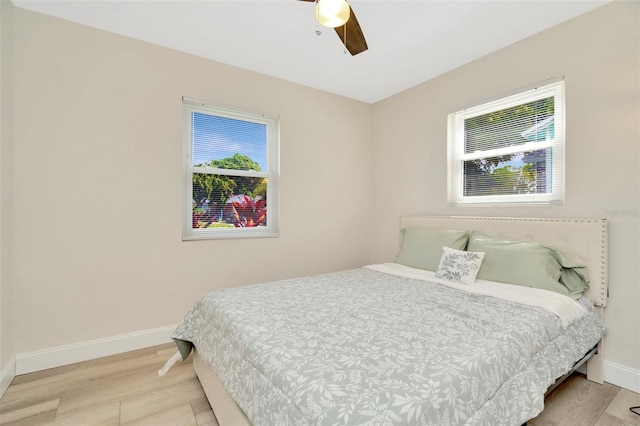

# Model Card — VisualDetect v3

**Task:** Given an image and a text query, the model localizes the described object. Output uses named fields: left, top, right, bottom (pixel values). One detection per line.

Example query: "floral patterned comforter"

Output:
left=172, top=266, right=605, bottom=426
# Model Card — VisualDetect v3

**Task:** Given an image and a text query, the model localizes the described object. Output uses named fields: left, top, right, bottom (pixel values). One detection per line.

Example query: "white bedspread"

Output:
left=366, top=263, right=587, bottom=327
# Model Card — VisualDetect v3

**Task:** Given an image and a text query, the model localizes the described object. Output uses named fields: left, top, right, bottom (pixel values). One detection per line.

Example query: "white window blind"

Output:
left=183, top=98, right=279, bottom=240
left=447, top=80, right=565, bottom=206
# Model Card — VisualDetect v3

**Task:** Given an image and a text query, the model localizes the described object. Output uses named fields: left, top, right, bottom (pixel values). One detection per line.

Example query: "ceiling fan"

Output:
left=298, top=0, right=368, bottom=56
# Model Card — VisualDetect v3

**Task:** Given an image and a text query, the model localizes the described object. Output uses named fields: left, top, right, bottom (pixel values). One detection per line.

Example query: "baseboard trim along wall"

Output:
left=15, top=324, right=177, bottom=375
left=0, top=356, right=16, bottom=398
left=604, top=360, right=640, bottom=394
left=10, top=326, right=640, bottom=395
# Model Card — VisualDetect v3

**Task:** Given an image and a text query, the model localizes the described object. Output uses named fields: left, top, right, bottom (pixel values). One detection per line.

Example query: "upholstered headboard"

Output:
left=399, top=216, right=608, bottom=307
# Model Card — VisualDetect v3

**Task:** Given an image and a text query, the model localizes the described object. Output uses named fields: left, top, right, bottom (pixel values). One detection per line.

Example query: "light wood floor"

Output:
left=1, top=343, right=639, bottom=426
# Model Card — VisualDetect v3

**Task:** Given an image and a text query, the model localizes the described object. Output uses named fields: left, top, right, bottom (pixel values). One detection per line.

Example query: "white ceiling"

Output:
left=13, top=0, right=612, bottom=104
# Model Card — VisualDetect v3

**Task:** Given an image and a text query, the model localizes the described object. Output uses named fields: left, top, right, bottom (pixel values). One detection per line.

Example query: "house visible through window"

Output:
left=183, top=98, right=279, bottom=240
left=447, top=79, right=565, bottom=206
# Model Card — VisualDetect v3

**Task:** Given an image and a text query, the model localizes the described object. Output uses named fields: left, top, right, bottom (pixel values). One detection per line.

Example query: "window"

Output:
left=183, top=98, right=279, bottom=240
left=447, top=80, right=565, bottom=206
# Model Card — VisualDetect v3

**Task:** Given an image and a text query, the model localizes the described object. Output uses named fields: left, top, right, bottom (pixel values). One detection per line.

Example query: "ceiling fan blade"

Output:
left=297, top=0, right=368, bottom=55
left=334, top=5, right=368, bottom=56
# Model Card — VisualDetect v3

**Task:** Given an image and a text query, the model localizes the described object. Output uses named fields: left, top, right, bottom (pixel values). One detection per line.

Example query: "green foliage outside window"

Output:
left=192, top=154, right=267, bottom=228
left=464, top=97, right=554, bottom=196
left=193, top=154, right=264, bottom=204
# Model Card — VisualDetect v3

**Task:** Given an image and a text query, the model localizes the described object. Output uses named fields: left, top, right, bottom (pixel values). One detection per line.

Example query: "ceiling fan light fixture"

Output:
left=316, top=0, right=350, bottom=28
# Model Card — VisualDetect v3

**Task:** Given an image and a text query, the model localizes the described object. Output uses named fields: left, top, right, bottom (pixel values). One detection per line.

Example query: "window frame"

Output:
left=182, top=97, right=279, bottom=240
left=447, top=79, right=565, bottom=206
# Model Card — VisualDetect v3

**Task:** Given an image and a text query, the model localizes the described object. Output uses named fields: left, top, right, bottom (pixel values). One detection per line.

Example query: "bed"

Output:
left=167, top=216, right=608, bottom=426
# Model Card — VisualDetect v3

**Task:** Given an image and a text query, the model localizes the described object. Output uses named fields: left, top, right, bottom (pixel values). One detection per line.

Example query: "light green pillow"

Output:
left=396, top=228, right=469, bottom=272
left=555, top=249, right=591, bottom=299
left=468, top=232, right=589, bottom=298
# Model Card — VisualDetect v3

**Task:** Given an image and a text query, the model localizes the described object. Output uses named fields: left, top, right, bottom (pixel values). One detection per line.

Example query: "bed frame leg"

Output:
left=587, top=338, right=604, bottom=384
left=587, top=306, right=605, bottom=385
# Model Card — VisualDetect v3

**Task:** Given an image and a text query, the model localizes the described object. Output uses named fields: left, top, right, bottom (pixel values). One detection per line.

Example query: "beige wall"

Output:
left=6, top=0, right=640, bottom=382
left=371, top=1, right=640, bottom=370
left=11, top=7, right=373, bottom=353
left=0, top=0, right=15, bottom=376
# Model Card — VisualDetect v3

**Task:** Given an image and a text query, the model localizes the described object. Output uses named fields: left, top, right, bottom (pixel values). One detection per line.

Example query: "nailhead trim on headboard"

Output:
left=399, top=216, right=608, bottom=307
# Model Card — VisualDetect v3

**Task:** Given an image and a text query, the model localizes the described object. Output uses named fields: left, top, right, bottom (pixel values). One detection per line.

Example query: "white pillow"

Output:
left=435, top=247, right=485, bottom=285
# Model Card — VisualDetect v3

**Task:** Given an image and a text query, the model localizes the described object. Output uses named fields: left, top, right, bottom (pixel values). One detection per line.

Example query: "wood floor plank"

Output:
left=5, top=347, right=160, bottom=398
left=0, top=410, right=59, bottom=426
left=0, top=399, right=59, bottom=425
left=194, top=408, right=217, bottom=426
left=0, top=392, right=62, bottom=419
left=190, top=397, right=217, bottom=426
left=190, top=397, right=213, bottom=416
left=0, top=353, right=158, bottom=416
left=49, top=402, right=120, bottom=426
left=595, top=412, right=637, bottom=426
left=155, top=343, right=178, bottom=359
left=531, top=374, right=621, bottom=426
left=121, top=403, right=196, bottom=426
left=606, top=389, right=640, bottom=425
left=50, top=355, right=171, bottom=417
left=55, top=357, right=196, bottom=419
left=119, top=376, right=205, bottom=424
left=9, top=347, right=159, bottom=388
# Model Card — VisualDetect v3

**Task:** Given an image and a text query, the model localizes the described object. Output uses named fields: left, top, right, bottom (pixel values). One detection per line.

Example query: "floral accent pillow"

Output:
left=435, top=247, right=485, bottom=285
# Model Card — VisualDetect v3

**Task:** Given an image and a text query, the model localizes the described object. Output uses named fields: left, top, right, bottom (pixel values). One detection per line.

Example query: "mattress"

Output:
left=172, top=264, right=605, bottom=426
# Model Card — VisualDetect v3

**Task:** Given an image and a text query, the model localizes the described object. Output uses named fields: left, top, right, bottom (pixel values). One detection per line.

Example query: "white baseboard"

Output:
left=15, top=324, right=177, bottom=375
left=604, top=360, right=640, bottom=394
left=0, top=356, right=16, bottom=398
